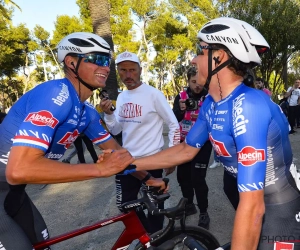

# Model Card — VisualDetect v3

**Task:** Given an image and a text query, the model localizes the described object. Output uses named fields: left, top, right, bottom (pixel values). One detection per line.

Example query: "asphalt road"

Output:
left=27, top=128, right=300, bottom=249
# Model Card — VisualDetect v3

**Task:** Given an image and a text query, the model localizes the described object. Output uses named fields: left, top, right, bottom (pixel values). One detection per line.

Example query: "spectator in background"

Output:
left=284, top=79, right=300, bottom=134
left=255, top=77, right=272, bottom=97
left=100, top=51, right=180, bottom=234
left=172, top=67, right=212, bottom=229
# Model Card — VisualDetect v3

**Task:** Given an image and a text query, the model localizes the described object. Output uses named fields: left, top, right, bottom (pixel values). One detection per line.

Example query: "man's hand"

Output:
left=96, top=149, right=134, bottom=177
left=164, top=166, right=176, bottom=176
left=99, top=98, right=114, bottom=115
left=179, top=99, right=187, bottom=111
left=145, top=177, right=169, bottom=193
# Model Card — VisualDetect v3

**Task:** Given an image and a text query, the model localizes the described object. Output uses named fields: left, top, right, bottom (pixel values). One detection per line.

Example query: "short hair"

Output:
left=187, top=67, right=197, bottom=81
left=256, top=77, right=264, bottom=82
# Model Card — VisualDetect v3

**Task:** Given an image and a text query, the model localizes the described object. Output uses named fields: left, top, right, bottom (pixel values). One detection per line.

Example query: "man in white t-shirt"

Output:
left=284, top=79, right=300, bottom=134
left=100, top=51, right=180, bottom=234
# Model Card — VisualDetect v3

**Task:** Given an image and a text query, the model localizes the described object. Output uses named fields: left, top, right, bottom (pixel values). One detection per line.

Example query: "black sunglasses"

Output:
left=77, top=53, right=111, bottom=67
left=196, top=44, right=214, bottom=56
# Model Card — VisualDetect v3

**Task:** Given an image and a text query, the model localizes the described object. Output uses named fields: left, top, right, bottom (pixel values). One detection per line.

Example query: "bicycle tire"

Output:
left=134, top=226, right=220, bottom=250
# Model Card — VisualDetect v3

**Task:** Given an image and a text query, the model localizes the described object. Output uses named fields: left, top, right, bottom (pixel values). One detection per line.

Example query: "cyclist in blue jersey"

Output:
left=111, top=18, right=300, bottom=250
left=0, top=32, right=165, bottom=250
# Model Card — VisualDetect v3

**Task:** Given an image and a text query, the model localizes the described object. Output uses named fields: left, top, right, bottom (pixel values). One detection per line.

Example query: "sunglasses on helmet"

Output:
left=77, top=53, right=112, bottom=67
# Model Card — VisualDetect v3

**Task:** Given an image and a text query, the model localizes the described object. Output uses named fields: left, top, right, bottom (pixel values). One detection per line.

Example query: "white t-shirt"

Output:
left=104, top=83, right=180, bottom=157
left=287, top=87, right=300, bottom=106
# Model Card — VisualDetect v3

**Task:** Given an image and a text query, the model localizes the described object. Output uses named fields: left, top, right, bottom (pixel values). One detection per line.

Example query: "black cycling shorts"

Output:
left=0, top=184, right=50, bottom=250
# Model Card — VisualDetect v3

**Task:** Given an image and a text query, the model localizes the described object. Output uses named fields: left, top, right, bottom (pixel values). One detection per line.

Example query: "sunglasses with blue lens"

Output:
left=77, top=53, right=112, bottom=67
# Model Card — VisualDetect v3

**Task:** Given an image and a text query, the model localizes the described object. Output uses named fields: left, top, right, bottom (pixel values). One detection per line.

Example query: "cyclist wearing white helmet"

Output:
left=126, top=17, right=300, bottom=249
left=0, top=32, right=165, bottom=249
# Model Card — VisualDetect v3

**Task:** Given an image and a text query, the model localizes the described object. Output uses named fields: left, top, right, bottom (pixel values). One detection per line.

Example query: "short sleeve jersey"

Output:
left=0, top=78, right=111, bottom=183
left=186, top=84, right=299, bottom=204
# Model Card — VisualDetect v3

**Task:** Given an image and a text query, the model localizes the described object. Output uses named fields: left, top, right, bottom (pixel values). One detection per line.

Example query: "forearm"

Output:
left=134, top=142, right=199, bottom=171
left=7, top=155, right=100, bottom=184
left=231, top=193, right=265, bottom=250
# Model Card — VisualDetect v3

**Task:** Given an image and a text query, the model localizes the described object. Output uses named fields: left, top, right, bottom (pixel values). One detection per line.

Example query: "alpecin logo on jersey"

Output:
left=238, top=146, right=265, bottom=166
left=25, top=110, right=59, bottom=129
left=209, top=134, right=231, bottom=157
left=232, top=93, right=248, bottom=138
left=274, top=242, right=294, bottom=250
left=57, top=129, right=79, bottom=149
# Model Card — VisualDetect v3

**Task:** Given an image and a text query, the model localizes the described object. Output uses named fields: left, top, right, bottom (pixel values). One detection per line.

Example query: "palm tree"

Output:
left=0, top=0, right=21, bottom=21
left=88, top=0, right=118, bottom=100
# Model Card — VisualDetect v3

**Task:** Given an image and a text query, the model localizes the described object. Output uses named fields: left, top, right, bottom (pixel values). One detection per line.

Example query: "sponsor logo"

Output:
left=238, top=182, right=264, bottom=192
left=238, top=146, right=265, bottom=166
left=119, top=103, right=142, bottom=118
left=232, top=93, right=248, bottom=137
left=296, top=212, right=300, bottom=222
left=57, top=130, right=79, bottom=149
left=25, top=110, right=58, bottom=129
left=206, top=35, right=239, bottom=44
left=215, top=110, right=228, bottom=115
left=209, top=134, right=231, bottom=157
left=212, top=124, right=223, bottom=131
left=18, top=129, right=52, bottom=143
left=67, top=119, right=78, bottom=125
left=214, top=118, right=225, bottom=122
left=45, top=152, right=63, bottom=159
left=41, top=229, right=49, bottom=240
left=124, top=202, right=141, bottom=209
left=265, top=146, right=278, bottom=187
left=100, top=220, right=114, bottom=226
left=274, top=241, right=294, bottom=250
left=224, top=165, right=238, bottom=174
left=0, top=242, right=7, bottom=250
left=52, top=83, right=69, bottom=106
left=119, top=52, right=134, bottom=59
left=58, top=45, right=82, bottom=52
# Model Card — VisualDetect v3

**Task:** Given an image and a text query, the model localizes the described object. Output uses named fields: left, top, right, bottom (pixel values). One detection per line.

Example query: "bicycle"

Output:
left=33, top=178, right=230, bottom=250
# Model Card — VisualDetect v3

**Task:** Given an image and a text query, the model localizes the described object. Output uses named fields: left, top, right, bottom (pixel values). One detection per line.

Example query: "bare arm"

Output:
left=97, top=138, right=163, bottom=184
left=6, top=145, right=134, bottom=185
left=134, top=141, right=200, bottom=171
left=231, top=190, right=265, bottom=250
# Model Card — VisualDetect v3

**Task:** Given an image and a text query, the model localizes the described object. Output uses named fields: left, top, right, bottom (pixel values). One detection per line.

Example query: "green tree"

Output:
left=218, top=0, right=300, bottom=99
left=0, top=0, right=20, bottom=21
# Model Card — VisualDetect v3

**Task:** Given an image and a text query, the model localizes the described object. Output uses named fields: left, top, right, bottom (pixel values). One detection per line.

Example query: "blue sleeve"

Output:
left=13, top=81, right=72, bottom=152
left=234, top=93, right=270, bottom=192
left=83, top=103, right=112, bottom=145
left=185, top=99, right=209, bottom=148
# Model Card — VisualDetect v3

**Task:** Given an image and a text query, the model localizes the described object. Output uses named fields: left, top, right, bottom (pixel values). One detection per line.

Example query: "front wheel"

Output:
left=135, top=226, right=220, bottom=250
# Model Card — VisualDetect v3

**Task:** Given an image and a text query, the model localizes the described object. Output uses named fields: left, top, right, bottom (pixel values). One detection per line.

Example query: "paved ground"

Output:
left=27, top=126, right=300, bottom=249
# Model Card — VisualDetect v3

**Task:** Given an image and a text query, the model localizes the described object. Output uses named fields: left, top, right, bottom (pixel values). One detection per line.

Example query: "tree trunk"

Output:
left=88, top=0, right=118, bottom=100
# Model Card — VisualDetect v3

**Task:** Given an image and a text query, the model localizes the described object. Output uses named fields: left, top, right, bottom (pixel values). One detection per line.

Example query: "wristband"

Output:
left=117, top=164, right=137, bottom=175
left=141, top=173, right=152, bottom=183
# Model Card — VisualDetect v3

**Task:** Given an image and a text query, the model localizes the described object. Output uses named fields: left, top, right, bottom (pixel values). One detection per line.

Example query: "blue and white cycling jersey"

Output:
left=0, top=78, right=111, bottom=183
left=186, top=83, right=299, bottom=204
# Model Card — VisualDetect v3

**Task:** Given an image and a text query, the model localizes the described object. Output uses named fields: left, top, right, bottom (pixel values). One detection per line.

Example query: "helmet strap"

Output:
left=70, top=57, right=97, bottom=91
left=204, top=50, right=233, bottom=89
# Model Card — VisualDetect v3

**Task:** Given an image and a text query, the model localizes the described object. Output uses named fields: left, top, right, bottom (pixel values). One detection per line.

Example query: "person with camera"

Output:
left=100, top=51, right=180, bottom=234
left=172, top=67, right=212, bottom=229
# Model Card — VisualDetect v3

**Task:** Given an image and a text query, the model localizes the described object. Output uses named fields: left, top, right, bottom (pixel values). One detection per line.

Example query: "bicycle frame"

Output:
left=33, top=210, right=151, bottom=250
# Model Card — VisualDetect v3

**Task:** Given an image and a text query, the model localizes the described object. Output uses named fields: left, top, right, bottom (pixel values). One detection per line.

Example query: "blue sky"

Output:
left=12, top=0, right=80, bottom=36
